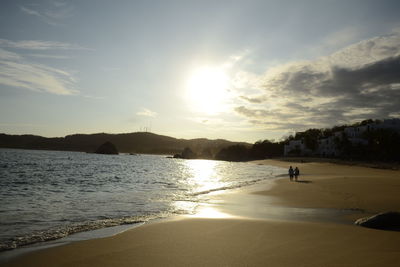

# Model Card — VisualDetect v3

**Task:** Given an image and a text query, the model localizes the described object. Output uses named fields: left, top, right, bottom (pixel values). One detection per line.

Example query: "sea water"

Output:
left=0, top=148, right=286, bottom=251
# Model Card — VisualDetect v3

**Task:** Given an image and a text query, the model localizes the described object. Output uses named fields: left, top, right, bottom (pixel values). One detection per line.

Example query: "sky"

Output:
left=1, top=0, right=400, bottom=143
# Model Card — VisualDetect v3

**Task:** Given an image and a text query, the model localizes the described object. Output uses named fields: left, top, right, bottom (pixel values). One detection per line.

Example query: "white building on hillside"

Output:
left=344, top=126, right=370, bottom=138
left=343, top=127, right=368, bottom=145
left=283, top=118, right=400, bottom=157
left=317, top=136, right=338, bottom=157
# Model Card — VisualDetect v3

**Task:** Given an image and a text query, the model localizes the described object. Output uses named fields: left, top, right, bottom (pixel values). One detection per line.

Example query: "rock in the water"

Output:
left=181, top=147, right=197, bottom=159
left=95, top=141, right=119, bottom=155
left=354, top=211, right=400, bottom=230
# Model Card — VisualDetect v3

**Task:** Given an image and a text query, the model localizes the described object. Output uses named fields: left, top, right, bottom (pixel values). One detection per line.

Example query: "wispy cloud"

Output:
left=0, top=48, right=21, bottom=60
left=305, top=27, right=363, bottom=57
left=19, top=1, right=74, bottom=26
left=0, top=39, right=87, bottom=51
left=136, top=108, right=157, bottom=117
left=20, top=5, right=42, bottom=17
left=0, top=35, right=93, bottom=95
left=0, top=46, right=77, bottom=95
left=0, top=60, right=77, bottom=95
left=27, top=54, right=71, bottom=59
left=234, top=30, right=400, bottom=132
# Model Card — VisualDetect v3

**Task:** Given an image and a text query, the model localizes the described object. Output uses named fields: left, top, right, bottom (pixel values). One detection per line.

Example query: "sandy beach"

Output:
left=3, top=160, right=400, bottom=267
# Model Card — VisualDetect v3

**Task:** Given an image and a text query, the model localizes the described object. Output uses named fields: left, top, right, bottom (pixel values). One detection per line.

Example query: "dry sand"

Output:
left=253, top=160, right=400, bottom=214
left=3, top=160, right=400, bottom=267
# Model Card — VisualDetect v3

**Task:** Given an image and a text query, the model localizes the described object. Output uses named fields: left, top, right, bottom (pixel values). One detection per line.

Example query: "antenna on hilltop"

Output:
left=139, top=122, right=152, bottom=133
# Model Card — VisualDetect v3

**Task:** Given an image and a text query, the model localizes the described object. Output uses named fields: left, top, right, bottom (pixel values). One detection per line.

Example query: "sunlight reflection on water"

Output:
left=177, top=160, right=236, bottom=218
left=185, top=160, right=225, bottom=193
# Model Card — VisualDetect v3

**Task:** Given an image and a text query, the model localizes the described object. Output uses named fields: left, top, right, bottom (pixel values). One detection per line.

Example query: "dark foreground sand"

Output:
left=3, top=160, right=400, bottom=267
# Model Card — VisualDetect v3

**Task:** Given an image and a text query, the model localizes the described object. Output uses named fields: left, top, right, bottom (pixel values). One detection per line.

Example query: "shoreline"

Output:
left=0, top=222, right=146, bottom=264
left=267, top=156, right=400, bottom=170
left=3, top=160, right=400, bottom=266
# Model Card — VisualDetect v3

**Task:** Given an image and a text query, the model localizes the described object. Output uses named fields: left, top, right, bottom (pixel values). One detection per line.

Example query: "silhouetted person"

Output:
left=294, top=167, right=300, bottom=181
left=288, top=166, right=294, bottom=181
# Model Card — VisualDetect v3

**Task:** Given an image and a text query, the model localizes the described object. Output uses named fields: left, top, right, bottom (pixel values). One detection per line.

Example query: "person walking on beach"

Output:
left=294, top=167, right=300, bottom=181
left=288, top=166, right=294, bottom=181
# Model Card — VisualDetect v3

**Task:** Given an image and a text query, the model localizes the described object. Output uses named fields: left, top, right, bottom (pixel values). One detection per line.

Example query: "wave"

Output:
left=0, top=213, right=169, bottom=252
left=189, top=173, right=279, bottom=196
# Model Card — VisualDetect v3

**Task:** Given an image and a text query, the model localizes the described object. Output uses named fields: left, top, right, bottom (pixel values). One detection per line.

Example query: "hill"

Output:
left=0, top=132, right=250, bottom=157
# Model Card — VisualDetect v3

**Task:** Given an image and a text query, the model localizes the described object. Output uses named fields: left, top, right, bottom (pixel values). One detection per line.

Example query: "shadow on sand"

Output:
left=295, top=180, right=312, bottom=184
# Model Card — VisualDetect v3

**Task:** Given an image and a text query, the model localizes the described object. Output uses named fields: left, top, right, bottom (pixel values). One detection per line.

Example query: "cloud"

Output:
left=325, top=32, right=400, bottom=68
left=19, top=2, right=74, bottom=26
left=0, top=60, right=77, bottom=95
left=28, top=54, right=71, bottom=59
left=136, top=108, right=157, bottom=117
left=239, top=96, right=266, bottom=103
left=322, top=27, right=361, bottom=48
left=0, top=48, right=77, bottom=95
left=306, top=27, right=362, bottom=57
left=0, top=36, right=91, bottom=95
left=235, top=106, right=271, bottom=118
left=235, top=31, right=400, bottom=131
left=0, top=48, right=21, bottom=60
left=19, top=6, right=42, bottom=17
left=0, top=39, right=87, bottom=50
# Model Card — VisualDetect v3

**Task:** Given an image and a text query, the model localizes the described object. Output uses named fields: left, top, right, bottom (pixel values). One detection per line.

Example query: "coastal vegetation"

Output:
left=214, top=140, right=283, bottom=162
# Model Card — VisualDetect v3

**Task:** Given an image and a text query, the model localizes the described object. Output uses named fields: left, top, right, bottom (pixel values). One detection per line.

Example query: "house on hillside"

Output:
left=284, top=118, right=400, bottom=157
left=344, top=127, right=368, bottom=145
left=317, top=136, right=338, bottom=157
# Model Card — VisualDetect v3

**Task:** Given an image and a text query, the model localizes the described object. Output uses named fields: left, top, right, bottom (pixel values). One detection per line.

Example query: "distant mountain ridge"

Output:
left=0, top=132, right=250, bottom=157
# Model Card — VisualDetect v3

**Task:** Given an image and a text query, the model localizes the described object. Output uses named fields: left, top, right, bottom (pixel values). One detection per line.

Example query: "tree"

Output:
left=215, top=145, right=249, bottom=161
left=303, top=129, right=323, bottom=151
left=364, top=129, right=400, bottom=161
left=249, top=140, right=283, bottom=159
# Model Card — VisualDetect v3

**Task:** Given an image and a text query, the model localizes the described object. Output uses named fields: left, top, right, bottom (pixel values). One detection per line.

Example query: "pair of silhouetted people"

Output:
left=288, top=166, right=300, bottom=181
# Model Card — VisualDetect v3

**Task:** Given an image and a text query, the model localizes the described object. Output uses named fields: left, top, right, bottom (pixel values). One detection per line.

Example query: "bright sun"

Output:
left=186, top=66, right=229, bottom=114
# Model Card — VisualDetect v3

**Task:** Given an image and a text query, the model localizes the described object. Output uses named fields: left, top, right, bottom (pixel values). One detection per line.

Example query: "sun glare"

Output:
left=186, top=160, right=224, bottom=193
left=191, top=205, right=233, bottom=219
left=179, top=160, right=233, bottom=219
left=186, top=66, right=229, bottom=114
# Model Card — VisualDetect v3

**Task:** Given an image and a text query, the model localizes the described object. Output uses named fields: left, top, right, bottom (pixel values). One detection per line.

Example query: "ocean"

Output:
left=0, top=148, right=286, bottom=251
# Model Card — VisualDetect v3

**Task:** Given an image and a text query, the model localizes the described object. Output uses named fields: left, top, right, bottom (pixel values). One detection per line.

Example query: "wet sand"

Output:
left=3, top=160, right=400, bottom=266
